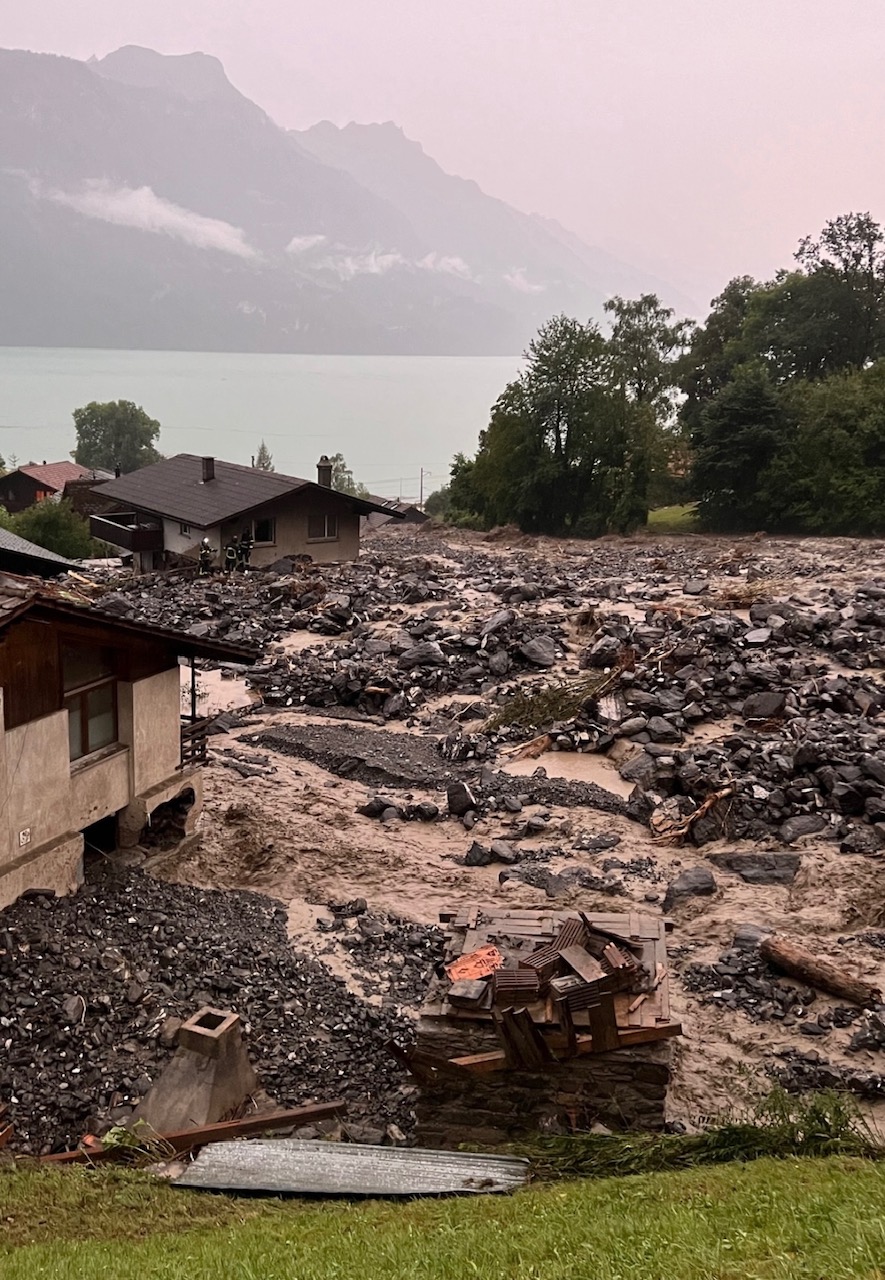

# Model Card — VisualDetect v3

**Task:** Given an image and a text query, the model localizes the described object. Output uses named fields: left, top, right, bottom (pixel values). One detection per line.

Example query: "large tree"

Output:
left=678, top=276, right=760, bottom=432
left=329, top=452, right=369, bottom=498
left=605, top=293, right=694, bottom=415
left=468, top=315, right=649, bottom=536
left=691, top=366, right=788, bottom=532
left=14, top=499, right=95, bottom=558
left=769, top=361, right=885, bottom=535
left=72, top=401, right=161, bottom=474
left=795, top=211, right=885, bottom=366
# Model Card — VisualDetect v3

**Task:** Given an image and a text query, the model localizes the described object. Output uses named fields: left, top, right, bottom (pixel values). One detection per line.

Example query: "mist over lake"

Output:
left=0, top=347, right=519, bottom=503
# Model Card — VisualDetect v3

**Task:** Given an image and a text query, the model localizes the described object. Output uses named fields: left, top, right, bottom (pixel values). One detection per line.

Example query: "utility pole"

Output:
left=419, top=468, right=425, bottom=507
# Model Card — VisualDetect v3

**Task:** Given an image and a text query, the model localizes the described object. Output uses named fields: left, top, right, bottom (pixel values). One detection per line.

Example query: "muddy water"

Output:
left=501, top=750, right=635, bottom=799
left=180, top=666, right=259, bottom=717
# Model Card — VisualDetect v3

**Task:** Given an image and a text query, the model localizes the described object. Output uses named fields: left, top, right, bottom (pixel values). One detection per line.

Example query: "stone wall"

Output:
left=414, top=1016, right=671, bottom=1147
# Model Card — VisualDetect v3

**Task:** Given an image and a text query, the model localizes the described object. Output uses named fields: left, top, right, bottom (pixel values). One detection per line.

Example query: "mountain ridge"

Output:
left=0, top=45, right=685, bottom=354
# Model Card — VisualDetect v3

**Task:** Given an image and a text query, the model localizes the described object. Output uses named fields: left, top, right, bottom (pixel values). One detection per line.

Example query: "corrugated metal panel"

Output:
left=174, top=1139, right=529, bottom=1197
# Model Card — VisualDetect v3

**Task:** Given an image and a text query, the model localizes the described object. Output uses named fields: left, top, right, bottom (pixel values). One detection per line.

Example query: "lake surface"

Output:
left=0, top=348, right=521, bottom=504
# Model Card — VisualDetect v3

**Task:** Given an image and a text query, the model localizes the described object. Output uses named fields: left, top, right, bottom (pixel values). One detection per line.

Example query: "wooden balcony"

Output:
left=90, top=513, right=164, bottom=553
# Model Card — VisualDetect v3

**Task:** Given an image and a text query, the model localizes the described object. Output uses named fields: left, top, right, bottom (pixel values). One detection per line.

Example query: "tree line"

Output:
left=429, top=212, right=885, bottom=538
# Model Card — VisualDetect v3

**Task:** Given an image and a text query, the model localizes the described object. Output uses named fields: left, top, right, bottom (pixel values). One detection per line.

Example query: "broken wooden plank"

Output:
left=40, top=1101, right=348, bottom=1164
left=560, top=945, right=605, bottom=984
left=586, top=995, right=621, bottom=1053
left=499, top=1007, right=556, bottom=1070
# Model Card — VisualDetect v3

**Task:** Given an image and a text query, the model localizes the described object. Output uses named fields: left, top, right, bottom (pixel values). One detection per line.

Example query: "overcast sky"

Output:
left=5, top=0, right=884, bottom=312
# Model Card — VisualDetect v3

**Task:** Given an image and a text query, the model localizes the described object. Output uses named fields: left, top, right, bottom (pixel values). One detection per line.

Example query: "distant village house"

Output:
left=0, top=462, right=112, bottom=515
left=90, top=454, right=402, bottom=571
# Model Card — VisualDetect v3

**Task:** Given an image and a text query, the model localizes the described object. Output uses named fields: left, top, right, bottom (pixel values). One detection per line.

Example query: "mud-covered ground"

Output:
left=144, top=526, right=885, bottom=1131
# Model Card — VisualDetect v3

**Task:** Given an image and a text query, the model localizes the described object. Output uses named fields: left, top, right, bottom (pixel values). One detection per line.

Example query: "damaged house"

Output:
left=90, top=454, right=403, bottom=572
left=0, top=574, right=256, bottom=909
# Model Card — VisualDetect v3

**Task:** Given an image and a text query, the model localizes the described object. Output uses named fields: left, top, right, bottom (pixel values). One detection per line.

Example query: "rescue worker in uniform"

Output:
left=198, top=537, right=214, bottom=576
left=224, top=539, right=238, bottom=573
left=238, top=526, right=254, bottom=572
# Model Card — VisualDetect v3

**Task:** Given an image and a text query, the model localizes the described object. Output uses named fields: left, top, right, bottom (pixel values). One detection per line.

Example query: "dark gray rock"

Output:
left=464, top=841, right=493, bottom=867
left=732, top=924, right=773, bottom=951
left=741, top=691, right=787, bottom=721
left=489, top=839, right=520, bottom=865
left=779, top=814, right=827, bottom=844
left=646, top=716, right=682, bottom=744
left=398, top=641, right=447, bottom=670
left=447, top=781, right=477, bottom=817
left=708, top=852, right=801, bottom=885
left=519, top=636, right=557, bottom=667
left=663, top=866, right=717, bottom=910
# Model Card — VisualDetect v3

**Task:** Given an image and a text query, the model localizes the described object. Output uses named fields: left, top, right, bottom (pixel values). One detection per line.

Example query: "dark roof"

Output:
left=0, top=527, right=77, bottom=577
left=15, top=462, right=101, bottom=490
left=0, top=572, right=259, bottom=663
left=94, top=455, right=403, bottom=527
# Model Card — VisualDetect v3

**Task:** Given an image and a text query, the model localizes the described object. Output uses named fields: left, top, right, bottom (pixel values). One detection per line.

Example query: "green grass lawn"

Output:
left=646, top=503, right=700, bottom=533
left=3, top=1157, right=885, bottom=1279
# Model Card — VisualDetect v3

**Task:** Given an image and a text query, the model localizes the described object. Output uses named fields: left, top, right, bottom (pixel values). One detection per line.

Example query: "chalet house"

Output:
left=0, top=574, right=256, bottom=910
left=90, top=454, right=402, bottom=572
left=0, top=462, right=111, bottom=515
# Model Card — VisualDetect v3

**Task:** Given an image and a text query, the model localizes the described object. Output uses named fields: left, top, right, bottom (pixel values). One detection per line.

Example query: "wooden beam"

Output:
left=39, top=1101, right=347, bottom=1165
left=586, top=996, right=620, bottom=1053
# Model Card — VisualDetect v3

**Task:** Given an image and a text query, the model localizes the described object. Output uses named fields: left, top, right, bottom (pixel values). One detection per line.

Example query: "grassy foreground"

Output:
left=3, top=1158, right=885, bottom=1279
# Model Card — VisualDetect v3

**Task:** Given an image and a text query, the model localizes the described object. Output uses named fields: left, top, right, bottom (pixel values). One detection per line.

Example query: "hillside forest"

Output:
left=430, top=213, right=885, bottom=538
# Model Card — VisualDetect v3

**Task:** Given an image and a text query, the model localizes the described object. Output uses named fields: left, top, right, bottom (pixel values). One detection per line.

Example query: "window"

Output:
left=179, top=522, right=191, bottom=536
left=252, top=517, right=276, bottom=545
left=308, top=512, right=339, bottom=541
left=62, top=644, right=118, bottom=762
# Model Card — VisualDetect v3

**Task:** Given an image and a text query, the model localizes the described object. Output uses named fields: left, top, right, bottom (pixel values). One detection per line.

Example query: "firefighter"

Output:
left=224, top=539, right=238, bottom=573
left=198, top=538, right=214, bottom=576
left=238, top=526, right=254, bottom=572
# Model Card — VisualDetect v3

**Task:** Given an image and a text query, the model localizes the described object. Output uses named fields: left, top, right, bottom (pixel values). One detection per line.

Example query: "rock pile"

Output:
left=0, top=868, right=442, bottom=1155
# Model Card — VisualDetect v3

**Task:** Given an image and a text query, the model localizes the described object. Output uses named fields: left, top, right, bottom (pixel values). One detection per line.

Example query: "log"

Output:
left=760, top=935, right=882, bottom=1007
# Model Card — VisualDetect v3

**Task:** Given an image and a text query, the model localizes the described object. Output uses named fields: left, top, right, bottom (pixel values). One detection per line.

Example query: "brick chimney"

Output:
left=201, top=456, right=215, bottom=483
left=317, top=455, right=333, bottom=488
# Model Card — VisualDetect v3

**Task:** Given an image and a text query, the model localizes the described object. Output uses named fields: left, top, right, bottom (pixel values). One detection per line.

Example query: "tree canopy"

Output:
left=72, top=401, right=161, bottom=474
left=13, top=499, right=95, bottom=559
left=329, top=453, right=370, bottom=499
left=442, top=304, right=690, bottom=537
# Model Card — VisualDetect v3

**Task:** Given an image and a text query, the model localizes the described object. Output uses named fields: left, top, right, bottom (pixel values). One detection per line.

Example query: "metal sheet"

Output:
left=174, top=1139, right=529, bottom=1198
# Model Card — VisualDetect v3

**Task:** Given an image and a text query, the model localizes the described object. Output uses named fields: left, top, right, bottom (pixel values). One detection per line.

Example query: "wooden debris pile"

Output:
left=396, top=907, right=682, bottom=1082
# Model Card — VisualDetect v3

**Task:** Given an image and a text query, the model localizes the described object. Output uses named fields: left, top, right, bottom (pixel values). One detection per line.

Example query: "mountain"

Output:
left=0, top=45, right=682, bottom=355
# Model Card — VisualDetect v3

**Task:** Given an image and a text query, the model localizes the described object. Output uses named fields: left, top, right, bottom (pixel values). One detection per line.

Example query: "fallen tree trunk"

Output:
left=760, top=935, right=882, bottom=1007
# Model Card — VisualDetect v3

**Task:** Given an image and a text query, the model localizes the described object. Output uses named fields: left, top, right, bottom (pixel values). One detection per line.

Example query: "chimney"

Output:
left=114, top=463, right=121, bottom=479
left=317, top=454, right=333, bottom=488
left=202, top=456, right=215, bottom=483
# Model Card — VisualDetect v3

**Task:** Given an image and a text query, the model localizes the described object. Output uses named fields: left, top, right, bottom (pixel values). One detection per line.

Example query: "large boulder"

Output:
left=519, top=635, right=557, bottom=667
left=447, top=781, right=478, bottom=817
left=779, top=814, right=827, bottom=844
left=663, top=866, right=717, bottom=910
left=741, top=690, right=787, bottom=721
left=708, top=852, right=801, bottom=885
